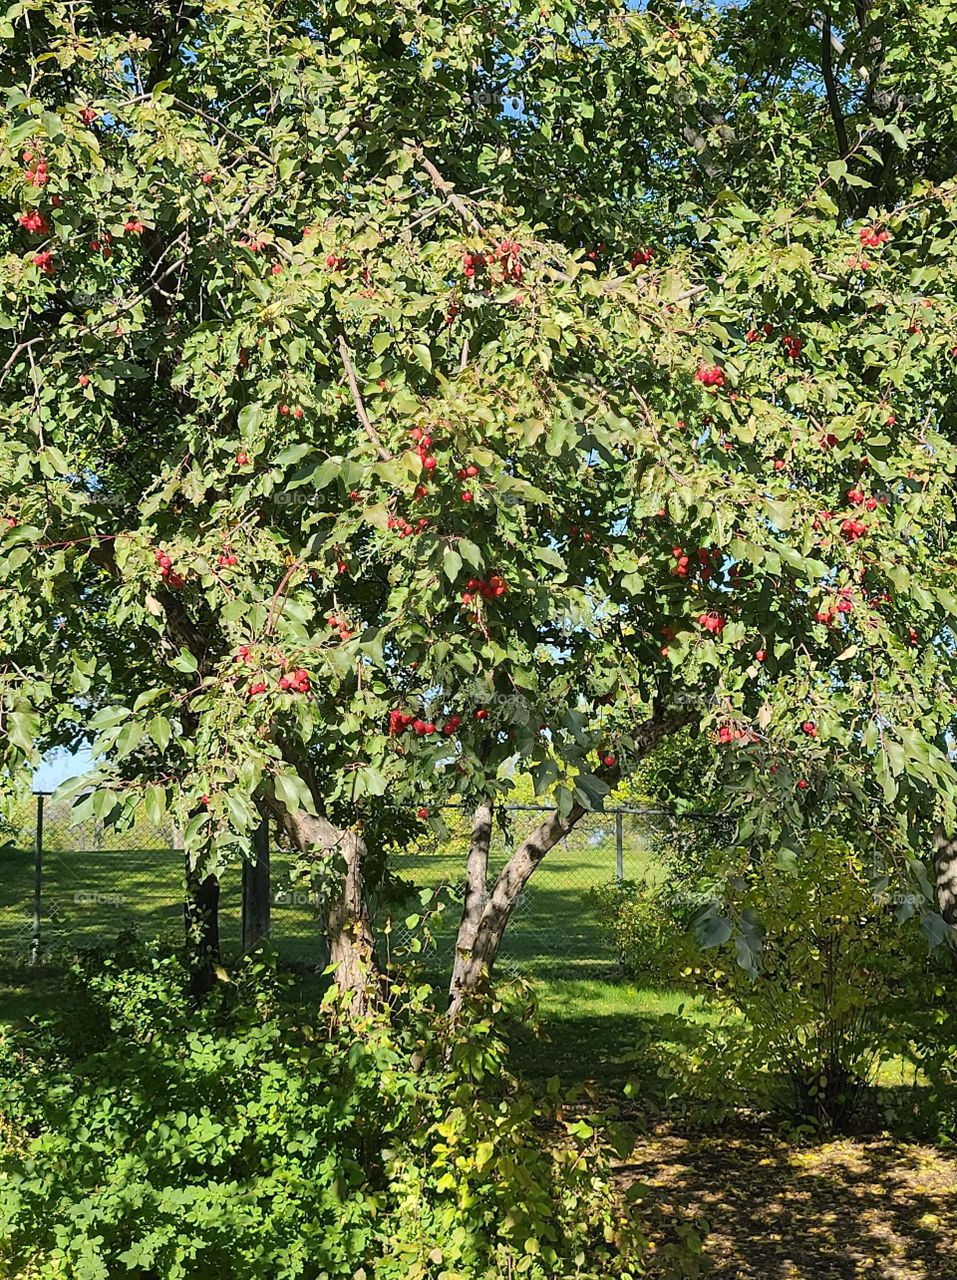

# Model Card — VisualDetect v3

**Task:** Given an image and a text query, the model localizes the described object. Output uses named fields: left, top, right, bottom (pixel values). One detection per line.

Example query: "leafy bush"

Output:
left=589, top=879, right=702, bottom=984
left=600, top=836, right=935, bottom=1133
left=901, top=976, right=957, bottom=1143
left=697, top=836, right=929, bottom=1133
left=0, top=940, right=652, bottom=1280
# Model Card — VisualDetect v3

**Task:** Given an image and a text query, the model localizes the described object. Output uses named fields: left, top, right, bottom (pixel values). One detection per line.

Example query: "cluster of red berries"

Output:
left=819, top=432, right=839, bottom=449
left=387, top=514, right=429, bottom=538
left=815, top=605, right=836, bottom=626
left=89, top=232, right=113, bottom=258
left=326, top=252, right=345, bottom=269
left=217, top=552, right=238, bottom=567
left=456, top=463, right=479, bottom=480
left=671, top=545, right=720, bottom=581
left=802, top=721, right=817, bottom=737
left=278, top=403, right=305, bottom=419
left=80, top=106, right=97, bottom=125
left=32, top=251, right=54, bottom=274
left=278, top=667, right=311, bottom=694
left=847, top=487, right=879, bottom=511
left=847, top=256, right=873, bottom=272
left=860, top=225, right=891, bottom=249
left=23, top=151, right=49, bottom=187
left=496, top=238, right=523, bottom=281
left=461, top=575, right=507, bottom=605
left=695, top=365, right=725, bottom=388
left=124, top=219, right=144, bottom=235
left=462, top=239, right=523, bottom=284
left=326, top=613, right=352, bottom=641
left=782, top=334, right=803, bottom=360
left=718, top=724, right=746, bottom=745
left=746, top=322, right=774, bottom=343
left=629, top=247, right=654, bottom=268
left=409, top=426, right=437, bottom=474
left=17, top=210, right=49, bottom=234
left=154, top=548, right=185, bottom=590
left=698, top=611, right=726, bottom=635
left=728, top=563, right=753, bottom=591
left=840, top=517, right=868, bottom=542
left=388, top=710, right=464, bottom=737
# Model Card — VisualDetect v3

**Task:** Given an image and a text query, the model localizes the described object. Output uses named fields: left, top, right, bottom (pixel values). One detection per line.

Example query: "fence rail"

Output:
left=0, top=792, right=722, bottom=975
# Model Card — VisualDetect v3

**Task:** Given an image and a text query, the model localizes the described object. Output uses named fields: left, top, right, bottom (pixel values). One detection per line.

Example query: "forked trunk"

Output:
left=446, top=709, right=689, bottom=1016
left=447, top=802, right=584, bottom=1017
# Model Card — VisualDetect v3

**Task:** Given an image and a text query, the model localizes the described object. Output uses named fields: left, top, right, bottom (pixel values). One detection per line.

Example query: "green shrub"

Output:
left=588, top=879, right=706, bottom=984
left=0, top=941, right=651, bottom=1280
left=901, top=975, right=957, bottom=1143
left=698, top=836, right=929, bottom=1133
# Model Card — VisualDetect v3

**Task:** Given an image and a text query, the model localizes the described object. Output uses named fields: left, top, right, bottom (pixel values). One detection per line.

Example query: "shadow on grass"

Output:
left=626, top=1125, right=957, bottom=1280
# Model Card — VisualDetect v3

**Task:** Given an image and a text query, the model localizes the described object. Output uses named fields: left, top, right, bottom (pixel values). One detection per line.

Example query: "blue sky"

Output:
left=33, top=747, right=92, bottom=794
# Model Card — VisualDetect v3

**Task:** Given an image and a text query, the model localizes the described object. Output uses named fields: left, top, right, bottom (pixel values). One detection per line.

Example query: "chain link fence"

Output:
left=0, top=793, right=720, bottom=977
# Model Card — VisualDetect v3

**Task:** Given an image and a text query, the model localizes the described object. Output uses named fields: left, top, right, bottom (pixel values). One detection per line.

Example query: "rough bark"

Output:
left=265, top=796, right=378, bottom=1008
left=934, top=825, right=957, bottom=927
left=184, top=859, right=220, bottom=999
left=446, top=709, right=690, bottom=1015
left=447, top=802, right=585, bottom=1017
left=241, top=814, right=272, bottom=952
left=448, top=801, right=494, bottom=1007
left=326, top=828, right=377, bottom=1003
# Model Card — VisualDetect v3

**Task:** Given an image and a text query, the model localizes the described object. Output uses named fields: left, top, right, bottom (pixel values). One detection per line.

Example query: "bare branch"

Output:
left=336, top=332, right=392, bottom=461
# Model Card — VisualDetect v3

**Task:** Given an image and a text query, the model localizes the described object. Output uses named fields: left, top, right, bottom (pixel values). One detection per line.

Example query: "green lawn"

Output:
left=0, top=819, right=922, bottom=1101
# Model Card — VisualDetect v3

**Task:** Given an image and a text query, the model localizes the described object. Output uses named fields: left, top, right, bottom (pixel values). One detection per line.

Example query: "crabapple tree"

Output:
left=1, top=1, right=957, bottom=1004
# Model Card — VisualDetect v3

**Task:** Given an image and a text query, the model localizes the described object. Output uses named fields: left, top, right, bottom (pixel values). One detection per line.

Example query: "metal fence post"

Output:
left=615, top=807, right=624, bottom=882
left=31, top=793, right=44, bottom=965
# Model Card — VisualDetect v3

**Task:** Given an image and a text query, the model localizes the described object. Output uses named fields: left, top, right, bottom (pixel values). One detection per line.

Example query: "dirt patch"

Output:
left=625, top=1126, right=957, bottom=1279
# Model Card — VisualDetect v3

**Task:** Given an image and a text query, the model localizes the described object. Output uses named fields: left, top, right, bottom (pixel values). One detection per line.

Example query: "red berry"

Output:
left=475, top=708, right=488, bottom=721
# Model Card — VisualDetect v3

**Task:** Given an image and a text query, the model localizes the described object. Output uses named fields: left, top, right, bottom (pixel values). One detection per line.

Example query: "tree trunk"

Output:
left=326, top=828, right=377, bottom=1006
left=266, top=796, right=379, bottom=1009
left=242, top=814, right=271, bottom=952
left=448, top=801, right=494, bottom=1008
left=934, top=825, right=957, bottom=927
left=446, top=709, right=689, bottom=1016
left=184, top=857, right=220, bottom=999
left=447, top=802, right=584, bottom=1017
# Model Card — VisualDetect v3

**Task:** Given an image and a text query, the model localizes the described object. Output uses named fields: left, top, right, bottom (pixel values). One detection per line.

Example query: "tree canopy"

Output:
left=2, top=0, right=957, bottom=988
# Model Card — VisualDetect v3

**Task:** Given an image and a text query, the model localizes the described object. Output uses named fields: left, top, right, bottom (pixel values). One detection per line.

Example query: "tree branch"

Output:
left=822, top=12, right=850, bottom=159
left=336, top=332, right=392, bottom=461
left=407, top=144, right=486, bottom=236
